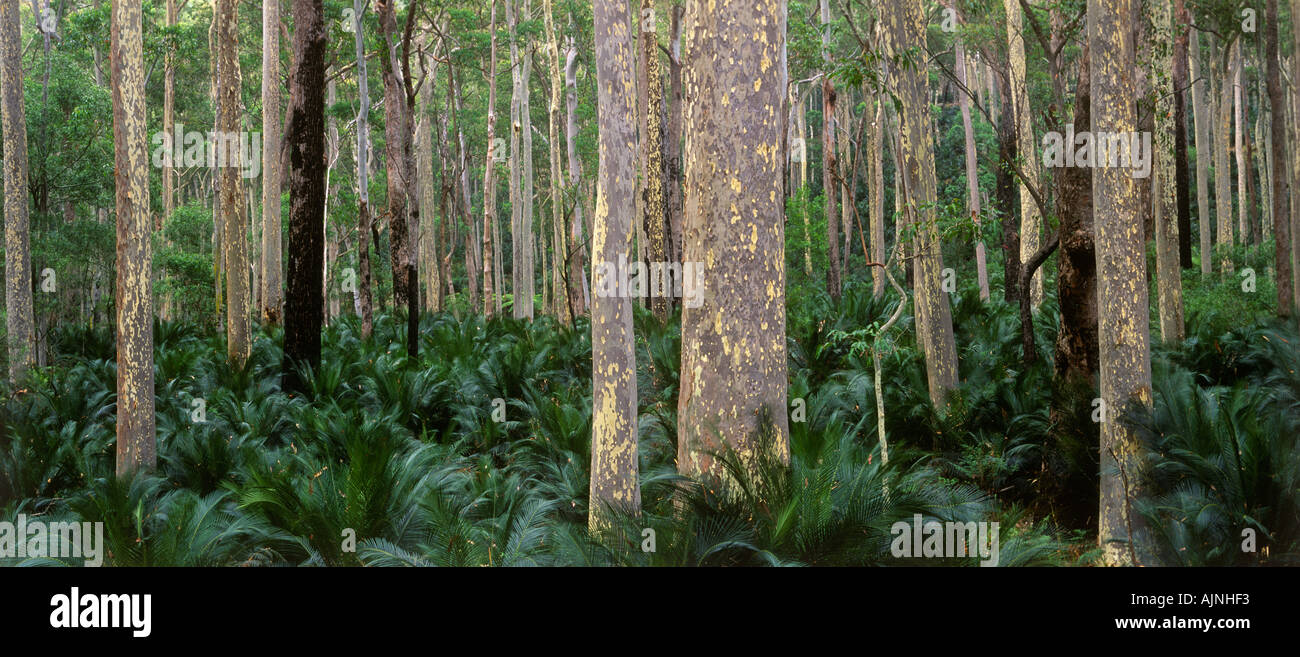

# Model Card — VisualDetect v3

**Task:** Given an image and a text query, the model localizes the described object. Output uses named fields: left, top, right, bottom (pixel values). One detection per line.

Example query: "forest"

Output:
left=0, top=0, right=1297, bottom=569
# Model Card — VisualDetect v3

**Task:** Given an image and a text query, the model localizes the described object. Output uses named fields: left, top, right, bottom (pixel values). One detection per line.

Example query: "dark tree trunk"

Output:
left=282, top=0, right=328, bottom=393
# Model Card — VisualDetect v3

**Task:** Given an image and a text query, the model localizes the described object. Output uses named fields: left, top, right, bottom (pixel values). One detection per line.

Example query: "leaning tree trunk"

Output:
left=218, top=0, right=250, bottom=368
left=1, top=0, right=35, bottom=383
left=282, top=0, right=327, bottom=393
left=589, top=0, right=641, bottom=536
left=1090, top=0, right=1157, bottom=567
left=110, top=0, right=156, bottom=474
left=677, top=0, right=791, bottom=488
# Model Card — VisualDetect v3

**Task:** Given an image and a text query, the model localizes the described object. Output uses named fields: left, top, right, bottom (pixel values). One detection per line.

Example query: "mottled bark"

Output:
left=261, top=0, right=283, bottom=325
left=642, top=0, right=668, bottom=322
left=110, top=0, right=156, bottom=474
left=589, top=0, right=640, bottom=535
left=667, top=4, right=684, bottom=289
left=282, top=0, right=327, bottom=393
left=678, top=0, right=790, bottom=487
left=1090, top=0, right=1156, bottom=566
left=1, top=0, right=35, bottom=383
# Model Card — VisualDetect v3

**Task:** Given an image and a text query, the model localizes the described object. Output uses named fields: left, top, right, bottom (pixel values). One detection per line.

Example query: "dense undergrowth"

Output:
left=1, top=269, right=1297, bottom=566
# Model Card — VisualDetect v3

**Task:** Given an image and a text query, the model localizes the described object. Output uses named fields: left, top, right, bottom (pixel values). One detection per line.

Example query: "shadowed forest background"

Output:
left=1, top=0, right=1298, bottom=566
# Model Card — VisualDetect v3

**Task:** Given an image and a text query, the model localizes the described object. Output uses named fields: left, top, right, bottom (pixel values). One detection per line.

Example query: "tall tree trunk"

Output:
left=110, top=0, right=156, bottom=474
left=883, top=0, right=959, bottom=408
left=564, top=38, right=589, bottom=318
left=160, top=0, right=177, bottom=321
left=641, top=0, right=668, bottom=322
left=1267, top=0, right=1293, bottom=316
left=451, top=66, right=479, bottom=309
left=1190, top=28, right=1212, bottom=277
left=1213, top=38, right=1235, bottom=271
left=418, top=54, right=442, bottom=314
left=1149, top=0, right=1184, bottom=343
left=589, top=0, right=640, bottom=535
left=678, top=0, right=790, bottom=486
left=507, top=0, right=532, bottom=319
left=1091, top=0, right=1156, bottom=566
left=218, top=0, right=250, bottom=368
left=820, top=0, right=841, bottom=302
left=868, top=93, right=885, bottom=298
left=378, top=0, right=414, bottom=314
left=1232, top=43, right=1250, bottom=246
left=261, top=0, right=283, bottom=325
left=482, top=1, right=499, bottom=318
left=1172, top=0, right=1192, bottom=267
left=1292, top=3, right=1300, bottom=312
left=1, top=0, right=35, bottom=383
left=282, top=0, right=327, bottom=393
left=353, top=0, right=374, bottom=338
left=1047, top=44, right=1098, bottom=527
left=1006, top=0, right=1043, bottom=306
left=953, top=6, right=990, bottom=301
left=667, top=4, right=684, bottom=288
left=543, top=0, right=569, bottom=323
